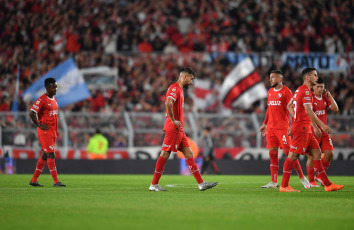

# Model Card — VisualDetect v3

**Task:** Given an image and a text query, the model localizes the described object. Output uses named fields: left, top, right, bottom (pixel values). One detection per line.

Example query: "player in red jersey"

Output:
left=306, top=77, right=339, bottom=187
left=280, top=68, right=343, bottom=192
left=149, top=67, right=218, bottom=191
left=29, top=78, right=66, bottom=187
left=259, top=70, right=310, bottom=189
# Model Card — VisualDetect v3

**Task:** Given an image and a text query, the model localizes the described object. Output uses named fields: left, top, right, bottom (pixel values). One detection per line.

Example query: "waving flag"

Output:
left=193, top=78, right=218, bottom=110
left=219, top=57, right=267, bottom=109
left=22, top=57, right=90, bottom=108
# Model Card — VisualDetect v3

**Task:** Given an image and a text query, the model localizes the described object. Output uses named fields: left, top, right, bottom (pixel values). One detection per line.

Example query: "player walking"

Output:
left=306, top=77, right=339, bottom=187
left=149, top=67, right=218, bottom=191
left=280, top=68, right=343, bottom=192
left=29, top=78, right=66, bottom=187
left=259, top=70, right=310, bottom=189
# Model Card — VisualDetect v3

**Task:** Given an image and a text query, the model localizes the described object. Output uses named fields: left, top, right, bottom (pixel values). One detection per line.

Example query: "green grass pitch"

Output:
left=1, top=174, right=353, bottom=230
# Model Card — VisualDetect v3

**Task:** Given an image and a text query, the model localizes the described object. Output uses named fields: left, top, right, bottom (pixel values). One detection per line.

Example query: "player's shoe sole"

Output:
left=29, top=181, right=44, bottom=187
left=325, top=183, right=344, bottom=192
left=261, top=182, right=279, bottom=188
left=279, top=186, right=300, bottom=192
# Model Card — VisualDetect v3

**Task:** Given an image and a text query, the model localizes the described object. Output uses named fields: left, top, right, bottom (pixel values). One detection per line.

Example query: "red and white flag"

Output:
left=219, top=57, right=267, bottom=110
left=193, top=78, right=218, bottom=110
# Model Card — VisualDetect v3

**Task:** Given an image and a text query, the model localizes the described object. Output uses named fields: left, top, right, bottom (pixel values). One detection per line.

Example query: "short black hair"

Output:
left=95, top=128, right=101, bottom=134
left=316, top=77, right=324, bottom=84
left=301, top=68, right=316, bottom=78
left=269, top=70, right=283, bottom=76
left=179, top=67, right=196, bottom=77
left=45, top=78, right=56, bottom=87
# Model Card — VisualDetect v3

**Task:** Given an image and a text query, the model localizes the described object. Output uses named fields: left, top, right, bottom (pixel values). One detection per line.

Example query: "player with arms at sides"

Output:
left=306, top=77, right=338, bottom=187
left=281, top=68, right=343, bottom=192
left=259, top=70, right=310, bottom=189
left=29, top=78, right=66, bottom=187
left=149, top=67, right=218, bottom=191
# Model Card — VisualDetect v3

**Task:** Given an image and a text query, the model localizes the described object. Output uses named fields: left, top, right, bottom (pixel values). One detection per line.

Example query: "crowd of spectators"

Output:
left=1, top=0, right=354, bottom=148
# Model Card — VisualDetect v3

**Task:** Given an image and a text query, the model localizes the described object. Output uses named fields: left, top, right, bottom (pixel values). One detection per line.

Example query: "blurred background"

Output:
left=0, top=0, right=353, bottom=174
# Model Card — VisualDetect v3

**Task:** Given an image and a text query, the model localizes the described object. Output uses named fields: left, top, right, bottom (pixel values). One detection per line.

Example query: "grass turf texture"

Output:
left=0, top=175, right=353, bottom=230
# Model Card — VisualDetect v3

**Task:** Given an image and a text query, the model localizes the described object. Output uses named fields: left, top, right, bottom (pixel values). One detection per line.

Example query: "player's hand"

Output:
left=314, top=126, right=322, bottom=138
left=172, top=120, right=181, bottom=128
left=259, top=124, right=267, bottom=136
left=323, top=89, right=331, bottom=98
left=320, top=124, right=333, bottom=134
left=38, top=124, right=49, bottom=130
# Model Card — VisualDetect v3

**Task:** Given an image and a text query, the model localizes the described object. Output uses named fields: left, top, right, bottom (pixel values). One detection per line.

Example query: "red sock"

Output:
left=47, top=158, right=59, bottom=184
left=313, top=160, right=331, bottom=186
left=269, top=150, right=279, bottom=183
left=307, top=166, right=315, bottom=183
left=186, top=158, right=203, bottom=184
left=284, top=149, right=304, bottom=179
left=152, top=156, right=167, bottom=185
left=321, top=158, right=330, bottom=171
left=281, top=158, right=294, bottom=188
left=31, top=158, right=46, bottom=183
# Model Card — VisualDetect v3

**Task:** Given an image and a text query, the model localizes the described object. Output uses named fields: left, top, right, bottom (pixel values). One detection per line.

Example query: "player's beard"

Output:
left=271, top=82, right=278, bottom=88
left=183, top=83, right=190, bottom=89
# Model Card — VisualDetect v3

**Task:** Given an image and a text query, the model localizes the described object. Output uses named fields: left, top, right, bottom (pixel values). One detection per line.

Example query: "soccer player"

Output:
left=259, top=70, right=310, bottom=189
left=29, top=78, right=66, bottom=187
left=280, top=68, right=343, bottom=192
left=306, top=77, right=339, bottom=187
left=149, top=67, right=218, bottom=191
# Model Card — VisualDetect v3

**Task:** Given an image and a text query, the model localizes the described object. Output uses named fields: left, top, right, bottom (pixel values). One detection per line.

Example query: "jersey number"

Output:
left=293, top=101, right=297, bottom=119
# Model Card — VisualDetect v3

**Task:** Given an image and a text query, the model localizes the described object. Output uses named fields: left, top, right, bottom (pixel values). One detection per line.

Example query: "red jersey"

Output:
left=163, top=83, right=184, bottom=131
left=312, top=95, right=331, bottom=134
left=264, top=85, right=293, bottom=130
left=291, top=85, right=313, bottom=133
left=31, top=94, right=59, bottom=138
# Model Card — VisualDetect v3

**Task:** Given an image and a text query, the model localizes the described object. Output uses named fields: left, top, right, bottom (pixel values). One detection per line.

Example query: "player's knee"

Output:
left=288, top=152, right=299, bottom=161
left=48, top=152, right=55, bottom=159
left=160, top=151, right=170, bottom=159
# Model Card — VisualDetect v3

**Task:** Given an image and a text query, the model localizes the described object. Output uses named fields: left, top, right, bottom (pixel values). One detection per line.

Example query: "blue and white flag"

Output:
left=22, top=57, right=91, bottom=108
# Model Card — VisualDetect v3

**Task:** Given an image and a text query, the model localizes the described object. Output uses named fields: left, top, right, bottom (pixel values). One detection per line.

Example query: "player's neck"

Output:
left=176, top=79, right=183, bottom=89
left=314, top=93, right=322, bottom=98
left=303, top=81, right=312, bottom=90
left=46, top=93, right=54, bottom=99
left=274, top=83, right=283, bottom=90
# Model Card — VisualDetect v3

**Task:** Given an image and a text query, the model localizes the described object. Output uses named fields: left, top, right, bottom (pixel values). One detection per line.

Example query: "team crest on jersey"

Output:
left=278, top=93, right=282, bottom=98
left=36, top=101, right=40, bottom=105
left=305, top=91, right=309, bottom=95
left=172, top=88, right=176, bottom=92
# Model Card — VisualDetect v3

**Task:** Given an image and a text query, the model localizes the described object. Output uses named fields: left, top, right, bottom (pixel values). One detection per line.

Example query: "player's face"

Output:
left=314, top=83, right=324, bottom=96
left=183, top=74, right=195, bottom=89
left=307, top=70, right=318, bottom=86
left=269, top=73, right=282, bottom=87
left=46, top=82, right=58, bottom=96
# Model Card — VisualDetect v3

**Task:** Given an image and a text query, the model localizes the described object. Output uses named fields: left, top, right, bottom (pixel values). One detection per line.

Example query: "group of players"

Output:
left=28, top=67, right=343, bottom=192
left=260, top=68, right=344, bottom=192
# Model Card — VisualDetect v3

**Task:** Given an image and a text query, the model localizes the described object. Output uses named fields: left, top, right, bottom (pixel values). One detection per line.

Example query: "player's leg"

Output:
left=180, top=146, right=218, bottom=191
left=309, top=140, right=343, bottom=191
left=306, top=154, right=318, bottom=187
left=262, top=129, right=280, bottom=188
left=321, top=150, right=333, bottom=171
left=150, top=150, right=170, bottom=191
left=47, top=152, right=66, bottom=187
left=280, top=151, right=300, bottom=192
left=29, top=150, right=47, bottom=187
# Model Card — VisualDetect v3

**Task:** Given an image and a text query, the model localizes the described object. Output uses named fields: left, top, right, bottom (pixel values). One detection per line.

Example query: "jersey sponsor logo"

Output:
left=162, top=144, right=171, bottom=148
left=315, top=110, right=326, bottom=115
left=170, top=92, right=176, bottom=97
left=33, top=105, right=39, bottom=109
left=278, top=93, right=282, bottom=98
left=49, top=110, right=58, bottom=117
left=304, top=97, right=311, bottom=101
left=268, top=101, right=281, bottom=106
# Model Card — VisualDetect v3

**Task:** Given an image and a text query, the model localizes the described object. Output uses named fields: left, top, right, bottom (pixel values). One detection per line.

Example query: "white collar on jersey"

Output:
left=46, top=95, right=55, bottom=100
left=315, top=96, right=323, bottom=100
left=273, top=85, right=283, bottom=92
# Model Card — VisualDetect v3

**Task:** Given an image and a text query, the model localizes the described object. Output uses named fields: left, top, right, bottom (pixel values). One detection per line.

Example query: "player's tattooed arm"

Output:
left=287, top=100, right=294, bottom=117
left=165, top=97, right=181, bottom=128
left=304, top=104, right=332, bottom=134
left=29, top=110, right=49, bottom=130
left=324, top=89, right=339, bottom=113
